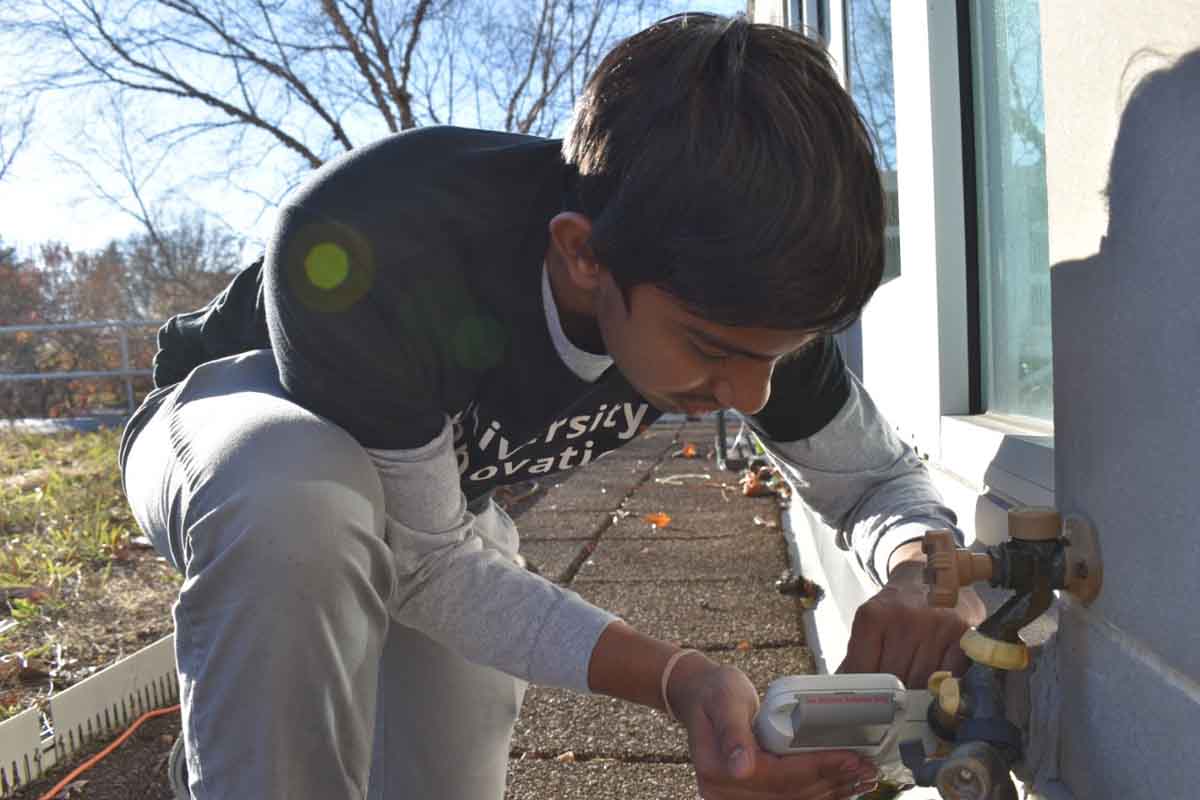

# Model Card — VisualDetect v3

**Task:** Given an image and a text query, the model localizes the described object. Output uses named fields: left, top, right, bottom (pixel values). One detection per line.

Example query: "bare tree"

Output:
left=7, top=0, right=672, bottom=173
left=120, top=213, right=243, bottom=318
left=46, top=95, right=243, bottom=317
left=452, top=0, right=666, bottom=137
left=1, top=0, right=675, bottom=289
left=0, top=100, right=35, bottom=181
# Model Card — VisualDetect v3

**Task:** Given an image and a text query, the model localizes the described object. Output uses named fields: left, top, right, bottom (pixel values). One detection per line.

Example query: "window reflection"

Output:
left=846, top=0, right=901, bottom=283
left=972, top=0, right=1053, bottom=420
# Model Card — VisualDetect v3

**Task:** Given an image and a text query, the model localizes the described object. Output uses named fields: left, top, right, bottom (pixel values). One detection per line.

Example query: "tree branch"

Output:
left=322, top=0, right=399, bottom=132
left=394, top=0, right=433, bottom=128
left=157, top=0, right=354, bottom=151
left=0, top=101, right=34, bottom=182
left=72, top=0, right=326, bottom=167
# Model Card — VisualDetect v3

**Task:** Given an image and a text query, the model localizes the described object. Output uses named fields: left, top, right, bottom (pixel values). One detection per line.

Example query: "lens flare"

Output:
left=305, top=243, right=350, bottom=290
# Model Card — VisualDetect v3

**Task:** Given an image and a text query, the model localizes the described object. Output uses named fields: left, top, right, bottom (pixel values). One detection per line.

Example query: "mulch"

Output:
left=9, top=712, right=179, bottom=800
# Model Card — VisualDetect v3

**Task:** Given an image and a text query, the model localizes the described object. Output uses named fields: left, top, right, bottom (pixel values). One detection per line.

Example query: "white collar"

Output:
left=541, top=263, right=613, bottom=383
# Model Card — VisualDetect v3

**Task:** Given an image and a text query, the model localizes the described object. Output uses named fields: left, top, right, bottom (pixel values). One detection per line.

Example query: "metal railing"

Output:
left=0, top=320, right=164, bottom=415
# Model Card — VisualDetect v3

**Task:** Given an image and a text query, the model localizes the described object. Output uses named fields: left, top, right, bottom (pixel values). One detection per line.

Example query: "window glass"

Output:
left=846, top=0, right=901, bottom=283
left=971, top=0, right=1052, bottom=420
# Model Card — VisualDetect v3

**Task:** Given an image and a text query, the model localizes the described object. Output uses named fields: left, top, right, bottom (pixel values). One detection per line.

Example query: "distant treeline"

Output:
left=0, top=214, right=238, bottom=418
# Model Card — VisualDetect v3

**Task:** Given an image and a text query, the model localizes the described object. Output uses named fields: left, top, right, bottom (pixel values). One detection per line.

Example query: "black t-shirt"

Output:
left=150, top=125, right=849, bottom=502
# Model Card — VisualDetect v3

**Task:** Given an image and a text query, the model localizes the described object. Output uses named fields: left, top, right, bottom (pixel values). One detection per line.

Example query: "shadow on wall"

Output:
left=953, top=53, right=1200, bottom=800
left=977, top=46, right=1200, bottom=540
left=1101, top=47, right=1200, bottom=264
left=1050, top=46, right=1200, bottom=292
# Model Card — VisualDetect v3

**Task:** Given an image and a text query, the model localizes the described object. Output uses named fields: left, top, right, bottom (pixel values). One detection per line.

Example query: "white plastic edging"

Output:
left=0, top=634, right=178, bottom=797
left=0, top=708, right=44, bottom=794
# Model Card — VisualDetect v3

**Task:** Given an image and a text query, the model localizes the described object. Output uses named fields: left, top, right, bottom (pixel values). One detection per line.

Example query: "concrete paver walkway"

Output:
left=504, top=415, right=816, bottom=799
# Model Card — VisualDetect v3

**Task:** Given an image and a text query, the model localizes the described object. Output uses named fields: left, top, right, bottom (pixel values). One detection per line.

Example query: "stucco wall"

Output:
left=1040, top=3, right=1200, bottom=265
left=1043, top=7, right=1200, bottom=795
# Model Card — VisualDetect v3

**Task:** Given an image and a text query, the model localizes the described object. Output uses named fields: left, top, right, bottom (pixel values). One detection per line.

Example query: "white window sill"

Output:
left=939, top=413, right=1053, bottom=494
left=926, top=414, right=1054, bottom=547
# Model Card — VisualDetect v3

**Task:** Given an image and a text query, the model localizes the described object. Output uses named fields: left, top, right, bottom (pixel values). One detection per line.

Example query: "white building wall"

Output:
left=752, top=1, right=1200, bottom=798
left=1039, top=3, right=1200, bottom=265
left=1043, top=7, right=1200, bottom=797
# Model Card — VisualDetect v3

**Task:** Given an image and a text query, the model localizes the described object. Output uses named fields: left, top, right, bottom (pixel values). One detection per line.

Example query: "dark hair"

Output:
left=561, top=12, right=885, bottom=334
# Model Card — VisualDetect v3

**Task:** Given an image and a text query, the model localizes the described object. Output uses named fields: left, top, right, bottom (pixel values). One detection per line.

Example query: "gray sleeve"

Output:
left=366, top=418, right=622, bottom=693
left=751, top=370, right=964, bottom=587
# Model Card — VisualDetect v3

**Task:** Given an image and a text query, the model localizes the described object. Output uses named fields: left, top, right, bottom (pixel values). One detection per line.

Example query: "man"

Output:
left=121, top=12, right=982, bottom=800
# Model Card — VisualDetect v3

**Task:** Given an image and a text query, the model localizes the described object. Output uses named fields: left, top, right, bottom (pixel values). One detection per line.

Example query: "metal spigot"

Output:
left=900, top=508, right=1104, bottom=799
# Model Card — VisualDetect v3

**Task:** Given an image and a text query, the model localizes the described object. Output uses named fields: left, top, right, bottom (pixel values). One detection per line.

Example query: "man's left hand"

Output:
left=836, top=544, right=986, bottom=689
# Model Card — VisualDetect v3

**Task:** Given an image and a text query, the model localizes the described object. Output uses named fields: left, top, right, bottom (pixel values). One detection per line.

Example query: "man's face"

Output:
left=592, top=271, right=818, bottom=416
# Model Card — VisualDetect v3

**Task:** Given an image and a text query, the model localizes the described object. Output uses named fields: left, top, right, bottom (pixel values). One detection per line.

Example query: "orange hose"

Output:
left=37, top=704, right=181, bottom=800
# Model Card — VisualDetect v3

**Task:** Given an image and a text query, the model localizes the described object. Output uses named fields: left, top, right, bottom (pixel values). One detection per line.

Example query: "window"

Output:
left=845, top=0, right=901, bottom=283
left=969, top=0, right=1052, bottom=420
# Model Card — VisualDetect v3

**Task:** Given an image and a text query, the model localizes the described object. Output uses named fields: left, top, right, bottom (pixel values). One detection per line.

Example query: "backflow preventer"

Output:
left=901, top=508, right=1104, bottom=799
left=753, top=507, right=1103, bottom=800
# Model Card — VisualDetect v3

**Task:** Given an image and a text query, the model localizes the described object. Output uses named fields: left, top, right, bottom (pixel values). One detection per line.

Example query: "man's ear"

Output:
left=549, top=212, right=605, bottom=291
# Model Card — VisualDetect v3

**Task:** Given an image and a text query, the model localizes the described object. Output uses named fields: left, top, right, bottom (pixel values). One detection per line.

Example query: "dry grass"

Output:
left=0, top=427, right=180, bottom=722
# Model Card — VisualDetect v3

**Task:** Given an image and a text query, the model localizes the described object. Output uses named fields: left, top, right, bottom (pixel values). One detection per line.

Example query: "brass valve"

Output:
left=928, top=670, right=963, bottom=718
left=921, top=530, right=994, bottom=608
left=1007, top=507, right=1061, bottom=541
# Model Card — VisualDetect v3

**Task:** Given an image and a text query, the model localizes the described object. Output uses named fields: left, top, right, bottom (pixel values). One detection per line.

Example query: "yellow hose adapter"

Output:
left=959, top=628, right=1030, bottom=671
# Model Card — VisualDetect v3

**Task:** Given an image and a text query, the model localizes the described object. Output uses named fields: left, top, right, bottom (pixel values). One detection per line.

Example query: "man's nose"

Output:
left=711, top=360, right=774, bottom=415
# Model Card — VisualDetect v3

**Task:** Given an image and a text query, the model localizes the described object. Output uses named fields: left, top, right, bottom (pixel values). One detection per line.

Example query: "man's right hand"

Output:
left=667, top=656, right=880, bottom=799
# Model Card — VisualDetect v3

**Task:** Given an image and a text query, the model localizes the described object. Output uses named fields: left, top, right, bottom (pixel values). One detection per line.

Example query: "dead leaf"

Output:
left=20, top=660, right=52, bottom=683
left=0, top=586, right=50, bottom=605
left=740, top=471, right=775, bottom=497
left=736, top=640, right=752, bottom=652
left=643, top=512, right=672, bottom=529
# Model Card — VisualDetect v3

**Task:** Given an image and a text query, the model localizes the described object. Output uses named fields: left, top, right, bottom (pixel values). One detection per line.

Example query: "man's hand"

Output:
left=837, top=541, right=987, bottom=689
left=667, top=656, right=881, bottom=800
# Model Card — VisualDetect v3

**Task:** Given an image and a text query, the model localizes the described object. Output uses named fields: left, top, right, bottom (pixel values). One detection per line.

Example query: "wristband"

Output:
left=660, top=648, right=702, bottom=723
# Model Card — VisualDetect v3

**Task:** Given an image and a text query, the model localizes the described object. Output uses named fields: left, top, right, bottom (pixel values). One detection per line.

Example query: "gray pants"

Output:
left=120, top=350, right=527, bottom=799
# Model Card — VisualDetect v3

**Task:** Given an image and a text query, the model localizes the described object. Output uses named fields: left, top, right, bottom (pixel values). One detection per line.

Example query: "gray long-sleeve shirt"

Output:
left=365, top=263, right=960, bottom=697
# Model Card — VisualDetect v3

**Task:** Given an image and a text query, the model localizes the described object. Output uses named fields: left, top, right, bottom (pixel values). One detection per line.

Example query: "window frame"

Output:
left=802, top=0, right=1057, bottom=524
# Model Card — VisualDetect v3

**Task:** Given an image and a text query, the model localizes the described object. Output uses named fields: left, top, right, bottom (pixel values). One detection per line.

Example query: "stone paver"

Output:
left=603, top=506, right=779, bottom=540
left=504, top=416, right=816, bottom=800
left=621, top=481, right=746, bottom=513
left=516, top=539, right=590, bottom=584
left=527, top=472, right=647, bottom=512
left=506, top=760, right=697, bottom=800
left=571, top=579, right=806, bottom=648
left=574, top=533, right=789, bottom=582
left=515, top=509, right=609, bottom=542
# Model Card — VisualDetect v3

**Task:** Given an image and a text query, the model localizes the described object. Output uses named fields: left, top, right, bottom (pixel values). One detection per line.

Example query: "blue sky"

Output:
left=0, top=0, right=747, bottom=262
